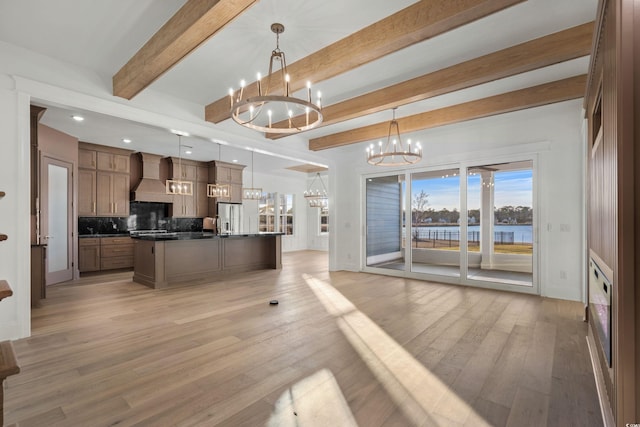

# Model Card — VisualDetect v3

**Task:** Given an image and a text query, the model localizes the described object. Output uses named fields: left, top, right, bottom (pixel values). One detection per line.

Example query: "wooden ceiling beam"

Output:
left=204, top=0, right=525, bottom=123
left=113, top=0, right=258, bottom=100
left=309, top=74, right=588, bottom=151
left=269, top=22, right=594, bottom=139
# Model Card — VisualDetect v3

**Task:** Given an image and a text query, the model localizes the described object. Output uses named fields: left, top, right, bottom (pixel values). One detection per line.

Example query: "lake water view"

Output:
left=409, top=224, right=533, bottom=244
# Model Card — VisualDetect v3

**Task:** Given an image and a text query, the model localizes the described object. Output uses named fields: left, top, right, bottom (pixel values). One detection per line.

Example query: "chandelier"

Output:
left=229, top=23, right=323, bottom=134
left=207, top=143, right=231, bottom=199
left=304, top=172, right=328, bottom=208
left=166, top=131, right=193, bottom=195
left=366, top=108, right=422, bottom=166
left=242, top=150, right=262, bottom=200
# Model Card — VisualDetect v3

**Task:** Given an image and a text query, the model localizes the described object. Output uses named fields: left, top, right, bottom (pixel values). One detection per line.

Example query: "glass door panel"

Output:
left=466, top=161, right=533, bottom=286
left=366, top=175, right=406, bottom=271
left=410, top=168, right=460, bottom=277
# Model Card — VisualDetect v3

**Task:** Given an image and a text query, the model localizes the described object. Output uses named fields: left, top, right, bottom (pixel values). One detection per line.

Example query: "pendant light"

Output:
left=242, top=150, right=262, bottom=200
left=207, top=143, right=231, bottom=199
left=366, top=108, right=422, bottom=166
left=166, top=131, right=193, bottom=195
left=304, top=172, right=328, bottom=208
left=229, top=23, right=323, bottom=134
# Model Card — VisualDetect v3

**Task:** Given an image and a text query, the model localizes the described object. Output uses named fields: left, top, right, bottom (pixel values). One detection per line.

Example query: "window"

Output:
left=259, top=193, right=276, bottom=232
left=279, top=194, right=294, bottom=235
left=319, top=206, right=329, bottom=234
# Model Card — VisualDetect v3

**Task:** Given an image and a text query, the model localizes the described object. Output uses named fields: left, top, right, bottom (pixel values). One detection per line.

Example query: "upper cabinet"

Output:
left=215, top=164, right=243, bottom=184
left=97, top=152, right=130, bottom=173
left=78, top=148, right=97, bottom=169
left=209, top=160, right=245, bottom=204
left=78, top=142, right=132, bottom=217
left=168, top=157, right=203, bottom=218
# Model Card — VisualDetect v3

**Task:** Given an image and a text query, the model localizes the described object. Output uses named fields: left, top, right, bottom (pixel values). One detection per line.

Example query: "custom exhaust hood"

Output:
left=131, top=152, right=173, bottom=203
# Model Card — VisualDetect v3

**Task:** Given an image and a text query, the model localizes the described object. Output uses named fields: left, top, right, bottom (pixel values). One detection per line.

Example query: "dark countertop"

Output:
left=131, top=232, right=284, bottom=241
left=78, top=233, right=130, bottom=238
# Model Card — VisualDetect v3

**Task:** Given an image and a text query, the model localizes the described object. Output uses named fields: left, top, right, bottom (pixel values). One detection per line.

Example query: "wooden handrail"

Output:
left=0, top=281, right=12, bottom=302
left=0, top=340, right=20, bottom=426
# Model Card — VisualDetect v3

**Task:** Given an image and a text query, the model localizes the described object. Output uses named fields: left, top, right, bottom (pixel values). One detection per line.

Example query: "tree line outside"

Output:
left=410, top=190, right=533, bottom=225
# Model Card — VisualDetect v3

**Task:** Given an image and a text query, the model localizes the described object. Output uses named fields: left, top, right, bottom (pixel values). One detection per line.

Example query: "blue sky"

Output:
left=411, top=169, right=532, bottom=211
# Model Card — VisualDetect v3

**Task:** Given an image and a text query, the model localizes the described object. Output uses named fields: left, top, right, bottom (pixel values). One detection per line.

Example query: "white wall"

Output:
left=241, top=170, right=309, bottom=252
left=306, top=173, right=329, bottom=251
left=327, top=100, right=586, bottom=301
left=0, top=77, right=31, bottom=340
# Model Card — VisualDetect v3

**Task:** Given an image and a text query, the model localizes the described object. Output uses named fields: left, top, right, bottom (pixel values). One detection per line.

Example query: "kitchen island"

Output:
left=131, top=232, right=282, bottom=289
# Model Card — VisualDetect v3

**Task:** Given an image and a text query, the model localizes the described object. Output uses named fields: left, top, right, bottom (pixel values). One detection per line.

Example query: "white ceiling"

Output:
left=0, top=0, right=598, bottom=173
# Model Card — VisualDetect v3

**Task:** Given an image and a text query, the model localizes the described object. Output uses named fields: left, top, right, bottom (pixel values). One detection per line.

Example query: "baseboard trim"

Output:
left=586, top=332, right=615, bottom=427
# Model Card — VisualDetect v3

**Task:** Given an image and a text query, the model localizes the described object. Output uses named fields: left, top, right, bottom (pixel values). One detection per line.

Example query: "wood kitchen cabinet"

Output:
left=79, top=236, right=133, bottom=273
left=78, top=148, right=97, bottom=169
left=96, top=171, right=129, bottom=216
left=215, top=165, right=243, bottom=183
left=78, top=168, right=97, bottom=215
left=196, top=166, right=209, bottom=218
left=97, top=152, right=129, bottom=173
left=100, top=236, right=133, bottom=270
left=78, top=238, right=100, bottom=272
left=208, top=160, right=245, bottom=206
left=196, top=181, right=208, bottom=218
left=78, top=142, right=132, bottom=217
left=169, top=157, right=201, bottom=218
left=169, top=157, right=197, bottom=181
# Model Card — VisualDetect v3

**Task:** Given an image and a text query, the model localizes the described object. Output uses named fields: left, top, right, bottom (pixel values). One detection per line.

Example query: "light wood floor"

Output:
left=5, top=251, right=602, bottom=426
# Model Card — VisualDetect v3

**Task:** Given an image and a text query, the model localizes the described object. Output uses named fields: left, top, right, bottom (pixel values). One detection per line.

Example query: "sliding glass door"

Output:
left=466, top=161, right=533, bottom=286
left=364, top=159, right=536, bottom=291
left=410, top=168, right=460, bottom=277
left=365, top=175, right=406, bottom=271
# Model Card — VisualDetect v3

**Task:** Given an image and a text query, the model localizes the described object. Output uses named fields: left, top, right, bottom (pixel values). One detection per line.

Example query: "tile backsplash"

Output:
left=129, top=202, right=169, bottom=230
left=78, top=217, right=128, bottom=235
left=78, top=202, right=203, bottom=235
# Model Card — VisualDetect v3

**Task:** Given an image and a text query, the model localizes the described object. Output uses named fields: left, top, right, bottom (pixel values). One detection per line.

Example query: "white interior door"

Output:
left=41, top=156, right=73, bottom=285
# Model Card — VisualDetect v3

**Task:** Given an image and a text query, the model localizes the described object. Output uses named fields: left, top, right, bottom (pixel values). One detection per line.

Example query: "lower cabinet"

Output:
left=78, top=238, right=100, bottom=272
left=100, top=236, right=134, bottom=270
left=79, top=236, right=133, bottom=273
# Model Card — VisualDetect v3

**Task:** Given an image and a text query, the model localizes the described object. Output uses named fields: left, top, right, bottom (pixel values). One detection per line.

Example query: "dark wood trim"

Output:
left=0, top=280, right=12, bottom=302
left=30, top=105, right=46, bottom=245
left=616, top=0, right=638, bottom=422
left=585, top=0, right=608, bottom=110
left=0, top=340, right=20, bottom=426
left=585, top=0, right=640, bottom=423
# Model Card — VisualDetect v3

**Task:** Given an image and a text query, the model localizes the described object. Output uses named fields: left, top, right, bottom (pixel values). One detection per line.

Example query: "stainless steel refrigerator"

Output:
left=217, top=203, right=242, bottom=234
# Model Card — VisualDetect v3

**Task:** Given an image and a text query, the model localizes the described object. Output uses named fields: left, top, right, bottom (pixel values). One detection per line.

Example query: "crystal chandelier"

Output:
left=207, top=143, right=230, bottom=199
left=366, top=108, right=422, bottom=166
left=229, top=23, right=323, bottom=134
left=242, top=150, right=262, bottom=200
left=304, top=172, right=328, bottom=208
left=166, top=131, right=193, bottom=195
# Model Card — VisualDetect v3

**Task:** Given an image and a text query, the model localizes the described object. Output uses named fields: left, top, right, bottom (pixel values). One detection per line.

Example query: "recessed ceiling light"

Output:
left=122, top=138, right=132, bottom=144
left=72, top=115, right=84, bottom=122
